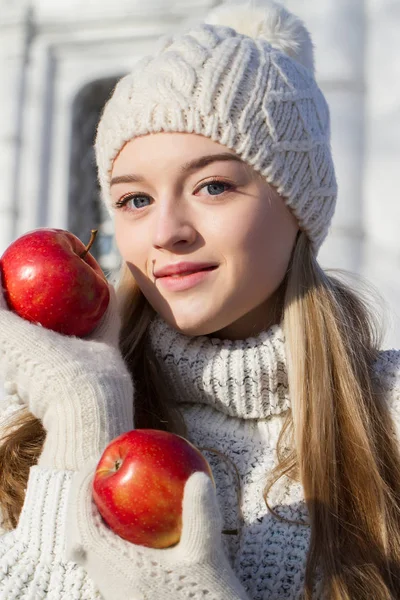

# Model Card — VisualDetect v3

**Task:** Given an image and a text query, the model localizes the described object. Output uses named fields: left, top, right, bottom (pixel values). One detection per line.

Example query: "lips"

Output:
left=154, top=262, right=218, bottom=278
left=167, top=267, right=216, bottom=278
left=155, top=265, right=217, bottom=292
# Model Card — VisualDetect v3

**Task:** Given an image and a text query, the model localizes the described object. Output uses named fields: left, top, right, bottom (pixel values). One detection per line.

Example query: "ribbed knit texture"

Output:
left=0, top=320, right=399, bottom=598
left=149, top=315, right=289, bottom=419
left=148, top=318, right=400, bottom=599
left=0, top=468, right=101, bottom=599
left=96, top=2, right=337, bottom=253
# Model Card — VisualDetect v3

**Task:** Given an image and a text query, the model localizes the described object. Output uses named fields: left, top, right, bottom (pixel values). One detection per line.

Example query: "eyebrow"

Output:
left=110, top=152, right=243, bottom=186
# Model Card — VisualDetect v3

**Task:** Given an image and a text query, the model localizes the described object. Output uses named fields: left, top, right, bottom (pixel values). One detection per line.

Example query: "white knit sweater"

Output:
left=0, top=319, right=399, bottom=599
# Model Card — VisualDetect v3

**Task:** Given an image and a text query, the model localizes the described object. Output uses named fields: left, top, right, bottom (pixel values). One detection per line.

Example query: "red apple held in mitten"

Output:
left=92, top=429, right=214, bottom=549
left=0, top=228, right=109, bottom=337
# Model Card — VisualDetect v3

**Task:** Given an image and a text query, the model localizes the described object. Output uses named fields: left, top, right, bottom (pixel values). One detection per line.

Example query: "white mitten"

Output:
left=67, top=460, right=250, bottom=600
left=0, top=281, right=134, bottom=470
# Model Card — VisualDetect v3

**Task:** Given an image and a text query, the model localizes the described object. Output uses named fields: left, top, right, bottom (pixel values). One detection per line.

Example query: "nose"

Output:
left=152, top=198, right=197, bottom=250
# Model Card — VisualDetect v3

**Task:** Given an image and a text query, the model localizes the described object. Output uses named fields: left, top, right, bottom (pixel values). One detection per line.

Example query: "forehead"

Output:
left=112, top=132, right=238, bottom=173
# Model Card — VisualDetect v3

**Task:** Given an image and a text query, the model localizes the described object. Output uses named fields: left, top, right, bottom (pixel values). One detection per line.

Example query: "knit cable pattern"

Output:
left=96, top=21, right=337, bottom=252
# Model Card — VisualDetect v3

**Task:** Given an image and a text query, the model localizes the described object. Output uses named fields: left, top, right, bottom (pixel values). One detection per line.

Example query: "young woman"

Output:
left=1, top=2, right=400, bottom=599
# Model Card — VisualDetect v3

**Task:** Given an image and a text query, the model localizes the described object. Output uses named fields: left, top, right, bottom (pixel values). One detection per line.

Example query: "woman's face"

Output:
left=111, top=133, right=299, bottom=339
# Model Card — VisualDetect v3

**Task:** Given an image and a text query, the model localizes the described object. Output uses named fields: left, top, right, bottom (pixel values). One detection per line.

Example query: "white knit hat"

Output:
left=95, top=0, right=337, bottom=253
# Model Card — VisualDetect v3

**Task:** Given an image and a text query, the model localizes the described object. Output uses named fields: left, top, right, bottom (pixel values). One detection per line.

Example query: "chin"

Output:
left=162, top=311, right=225, bottom=338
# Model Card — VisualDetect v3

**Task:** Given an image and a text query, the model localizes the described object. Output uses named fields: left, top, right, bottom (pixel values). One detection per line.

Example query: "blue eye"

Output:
left=115, top=194, right=151, bottom=211
left=114, top=179, right=233, bottom=212
left=198, top=180, right=232, bottom=196
left=131, top=195, right=150, bottom=209
left=206, top=182, right=228, bottom=195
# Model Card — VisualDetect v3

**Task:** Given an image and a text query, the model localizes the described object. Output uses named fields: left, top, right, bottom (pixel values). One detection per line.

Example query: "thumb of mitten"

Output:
left=178, top=472, right=223, bottom=562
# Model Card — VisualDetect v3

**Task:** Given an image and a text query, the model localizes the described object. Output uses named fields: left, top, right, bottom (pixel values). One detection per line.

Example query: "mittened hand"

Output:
left=67, top=461, right=250, bottom=600
left=0, top=280, right=134, bottom=470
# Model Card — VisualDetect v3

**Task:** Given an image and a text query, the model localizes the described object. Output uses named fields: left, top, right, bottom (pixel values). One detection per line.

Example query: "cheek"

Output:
left=114, top=219, right=150, bottom=281
left=230, top=199, right=298, bottom=281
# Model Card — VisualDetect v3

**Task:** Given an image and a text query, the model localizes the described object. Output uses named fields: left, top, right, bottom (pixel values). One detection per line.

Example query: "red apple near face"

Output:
left=93, top=429, right=214, bottom=549
left=0, top=228, right=109, bottom=337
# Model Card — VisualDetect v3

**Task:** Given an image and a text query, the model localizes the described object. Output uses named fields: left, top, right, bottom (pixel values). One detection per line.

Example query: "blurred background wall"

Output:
left=1, top=0, right=399, bottom=347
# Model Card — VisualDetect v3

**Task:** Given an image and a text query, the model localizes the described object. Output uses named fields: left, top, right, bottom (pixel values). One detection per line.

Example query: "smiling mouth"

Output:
left=154, top=266, right=218, bottom=291
left=165, top=266, right=217, bottom=278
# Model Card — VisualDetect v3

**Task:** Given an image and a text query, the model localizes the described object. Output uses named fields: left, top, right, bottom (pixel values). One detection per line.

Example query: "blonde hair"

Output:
left=1, top=232, right=400, bottom=598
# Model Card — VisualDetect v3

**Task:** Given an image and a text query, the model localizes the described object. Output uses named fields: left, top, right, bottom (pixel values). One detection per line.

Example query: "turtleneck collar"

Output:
left=148, top=316, right=290, bottom=420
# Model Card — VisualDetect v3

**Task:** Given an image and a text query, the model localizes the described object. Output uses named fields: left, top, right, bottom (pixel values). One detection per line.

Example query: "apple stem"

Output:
left=80, top=229, right=98, bottom=259
left=114, top=459, right=122, bottom=472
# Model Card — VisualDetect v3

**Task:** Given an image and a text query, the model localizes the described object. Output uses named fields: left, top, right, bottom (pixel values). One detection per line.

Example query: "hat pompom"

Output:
left=205, top=1, right=315, bottom=75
